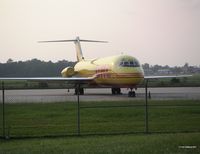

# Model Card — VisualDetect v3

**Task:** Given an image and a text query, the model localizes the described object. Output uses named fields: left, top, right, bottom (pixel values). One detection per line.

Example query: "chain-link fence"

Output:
left=1, top=83, right=200, bottom=139
left=0, top=89, right=2, bottom=138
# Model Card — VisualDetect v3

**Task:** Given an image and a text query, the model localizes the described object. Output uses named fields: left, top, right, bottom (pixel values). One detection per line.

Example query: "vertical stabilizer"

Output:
left=74, top=37, right=84, bottom=61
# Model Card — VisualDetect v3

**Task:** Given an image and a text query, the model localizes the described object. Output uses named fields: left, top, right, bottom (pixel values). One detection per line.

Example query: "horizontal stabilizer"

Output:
left=38, top=37, right=108, bottom=43
left=38, top=36, right=108, bottom=62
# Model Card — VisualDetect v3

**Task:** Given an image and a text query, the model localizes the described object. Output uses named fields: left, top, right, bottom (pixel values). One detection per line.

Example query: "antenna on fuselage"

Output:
left=38, top=36, right=108, bottom=62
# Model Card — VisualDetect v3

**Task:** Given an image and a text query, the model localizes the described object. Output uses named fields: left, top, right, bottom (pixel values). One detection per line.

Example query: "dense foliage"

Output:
left=0, top=59, right=75, bottom=77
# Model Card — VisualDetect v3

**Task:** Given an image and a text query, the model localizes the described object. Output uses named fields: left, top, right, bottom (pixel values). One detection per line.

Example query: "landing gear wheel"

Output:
left=111, top=88, right=122, bottom=95
left=128, top=91, right=136, bottom=97
left=75, top=88, right=84, bottom=95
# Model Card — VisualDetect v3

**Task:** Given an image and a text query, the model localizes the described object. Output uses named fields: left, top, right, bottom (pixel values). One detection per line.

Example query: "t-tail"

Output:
left=38, top=36, right=108, bottom=62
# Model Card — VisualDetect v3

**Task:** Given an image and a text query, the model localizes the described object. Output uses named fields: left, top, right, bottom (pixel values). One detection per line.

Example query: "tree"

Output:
left=142, top=63, right=150, bottom=70
left=0, top=59, right=75, bottom=77
left=184, top=63, right=189, bottom=68
left=6, top=58, right=13, bottom=63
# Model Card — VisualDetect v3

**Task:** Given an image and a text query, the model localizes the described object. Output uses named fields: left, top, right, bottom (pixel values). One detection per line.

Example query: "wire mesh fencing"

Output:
left=0, top=85, right=200, bottom=139
left=0, top=92, right=2, bottom=138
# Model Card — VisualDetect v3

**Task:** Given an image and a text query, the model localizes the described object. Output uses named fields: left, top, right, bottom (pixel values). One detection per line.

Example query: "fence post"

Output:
left=145, top=80, right=149, bottom=133
left=77, top=84, right=80, bottom=136
left=2, top=82, right=5, bottom=138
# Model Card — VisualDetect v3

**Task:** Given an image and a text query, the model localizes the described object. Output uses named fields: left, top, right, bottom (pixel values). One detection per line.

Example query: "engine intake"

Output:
left=61, top=67, right=75, bottom=77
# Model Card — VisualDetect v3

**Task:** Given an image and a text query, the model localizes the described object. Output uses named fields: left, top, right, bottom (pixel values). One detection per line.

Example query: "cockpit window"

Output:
left=124, top=61, right=129, bottom=67
left=119, top=59, right=140, bottom=67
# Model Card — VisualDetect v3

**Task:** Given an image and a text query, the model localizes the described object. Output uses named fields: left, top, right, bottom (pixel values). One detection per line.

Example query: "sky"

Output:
left=0, top=0, right=200, bottom=66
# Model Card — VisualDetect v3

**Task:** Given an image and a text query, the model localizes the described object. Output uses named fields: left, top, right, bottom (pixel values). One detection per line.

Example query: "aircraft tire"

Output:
left=111, top=88, right=121, bottom=95
left=80, top=88, right=84, bottom=95
left=74, top=88, right=84, bottom=95
left=128, top=91, right=136, bottom=97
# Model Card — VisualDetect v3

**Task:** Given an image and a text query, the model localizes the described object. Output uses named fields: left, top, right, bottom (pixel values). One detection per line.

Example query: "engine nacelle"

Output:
left=61, top=67, right=75, bottom=77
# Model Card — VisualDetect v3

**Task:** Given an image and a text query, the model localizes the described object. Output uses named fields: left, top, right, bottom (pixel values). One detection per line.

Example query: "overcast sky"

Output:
left=1, top=0, right=200, bottom=66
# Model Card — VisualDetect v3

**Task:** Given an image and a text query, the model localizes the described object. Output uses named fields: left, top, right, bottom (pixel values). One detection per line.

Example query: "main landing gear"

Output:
left=75, top=87, right=84, bottom=95
left=112, top=88, right=136, bottom=97
left=128, top=88, right=136, bottom=97
left=74, top=87, right=136, bottom=97
left=111, top=88, right=122, bottom=95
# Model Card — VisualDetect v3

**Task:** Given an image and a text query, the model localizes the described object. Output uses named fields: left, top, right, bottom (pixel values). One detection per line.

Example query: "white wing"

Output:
left=144, top=75, right=192, bottom=79
left=0, top=76, right=96, bottom=84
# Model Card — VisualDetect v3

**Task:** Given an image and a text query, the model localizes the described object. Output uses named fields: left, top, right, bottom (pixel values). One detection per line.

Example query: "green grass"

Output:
left=0, top=100, right=200, bottom=153
left=0, top=100, right=200, bottom=137
left=0, top=133, right=200, bottom=154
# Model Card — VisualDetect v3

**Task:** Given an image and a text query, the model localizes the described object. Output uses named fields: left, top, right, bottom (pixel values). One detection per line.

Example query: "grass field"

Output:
left=0, top=100, right=200, bottom=153
left=0, top=133, right=200, bottom=154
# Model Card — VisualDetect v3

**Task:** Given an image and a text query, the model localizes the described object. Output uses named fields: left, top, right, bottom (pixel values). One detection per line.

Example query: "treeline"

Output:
left=1, top=59, right=200, bottom=77
left=0, top=59, right=75, bottom=77
left=142, top=63, right=200, bottom=75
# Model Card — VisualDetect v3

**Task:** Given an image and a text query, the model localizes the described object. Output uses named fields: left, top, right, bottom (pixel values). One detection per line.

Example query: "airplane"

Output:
left=0, top=36, right=192, bottom=97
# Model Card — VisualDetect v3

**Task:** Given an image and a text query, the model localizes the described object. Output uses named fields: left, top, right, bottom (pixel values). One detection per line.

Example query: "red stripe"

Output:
left=79, top=72, right=144, bottom=78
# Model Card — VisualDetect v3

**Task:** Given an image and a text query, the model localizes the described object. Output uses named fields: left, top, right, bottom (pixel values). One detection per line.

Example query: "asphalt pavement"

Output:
left=0, top=87, right=200, bottom=103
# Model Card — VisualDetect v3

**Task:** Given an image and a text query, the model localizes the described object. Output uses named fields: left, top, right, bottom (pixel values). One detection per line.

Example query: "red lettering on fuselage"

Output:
left=96, top=65, right=109, bottom=78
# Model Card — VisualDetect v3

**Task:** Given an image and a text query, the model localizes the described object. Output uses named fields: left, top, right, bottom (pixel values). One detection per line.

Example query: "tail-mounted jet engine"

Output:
left=61, top=67, right=75, bottom=77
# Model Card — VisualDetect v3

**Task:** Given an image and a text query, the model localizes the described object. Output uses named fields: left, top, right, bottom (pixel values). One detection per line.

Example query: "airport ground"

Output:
left=1, top=87, right=200, bottom=103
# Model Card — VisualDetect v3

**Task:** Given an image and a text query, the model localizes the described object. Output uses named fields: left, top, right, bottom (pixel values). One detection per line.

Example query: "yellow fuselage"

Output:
left=73, top=55, right=144, bottom=88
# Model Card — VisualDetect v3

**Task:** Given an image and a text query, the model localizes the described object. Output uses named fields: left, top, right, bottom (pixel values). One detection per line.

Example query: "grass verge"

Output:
left=0, top=100, right=199, bottom=137
left=0, top=133, right=200, bottom=154
left=0, top=100, right=200, bottom=153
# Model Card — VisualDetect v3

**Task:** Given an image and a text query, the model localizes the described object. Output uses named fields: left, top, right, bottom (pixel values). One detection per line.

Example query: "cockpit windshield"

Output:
left=119, top=59, right=140, bottom=67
